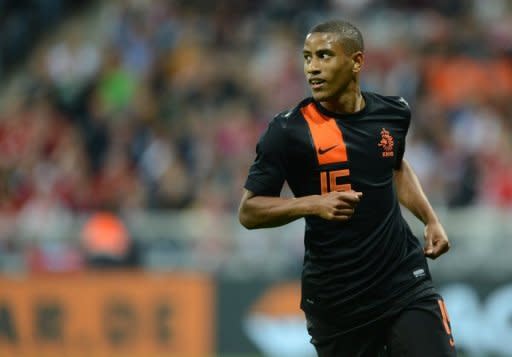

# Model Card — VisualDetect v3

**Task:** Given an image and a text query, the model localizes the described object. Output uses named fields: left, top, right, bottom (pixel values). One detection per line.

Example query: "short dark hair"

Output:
left=309, top=20, right=364, bottom=54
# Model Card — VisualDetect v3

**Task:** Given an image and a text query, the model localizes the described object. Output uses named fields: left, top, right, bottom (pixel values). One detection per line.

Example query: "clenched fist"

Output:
left=312, top=190, right=363, bottom=221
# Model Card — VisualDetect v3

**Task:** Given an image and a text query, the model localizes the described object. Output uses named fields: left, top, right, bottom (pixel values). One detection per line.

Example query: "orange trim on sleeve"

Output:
left=301, top=103, right=348, bottom=165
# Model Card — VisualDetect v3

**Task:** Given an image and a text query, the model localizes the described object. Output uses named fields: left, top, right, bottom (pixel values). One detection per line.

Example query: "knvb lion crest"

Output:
left=378, top=128, right=394, bottom=157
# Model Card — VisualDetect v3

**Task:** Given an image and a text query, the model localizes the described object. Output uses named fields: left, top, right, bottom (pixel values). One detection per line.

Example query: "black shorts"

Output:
left=306, top=295, right=457, bottom=357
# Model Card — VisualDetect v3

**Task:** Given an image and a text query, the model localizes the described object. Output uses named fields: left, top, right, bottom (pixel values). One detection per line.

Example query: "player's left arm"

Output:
left=393, top=159, right=451, bottom=259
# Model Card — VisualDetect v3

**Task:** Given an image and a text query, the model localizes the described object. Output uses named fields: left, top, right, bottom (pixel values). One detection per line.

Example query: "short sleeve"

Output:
left=244, top=119, right=287, bottom=196
left=394, top=100, right=411, bottom=170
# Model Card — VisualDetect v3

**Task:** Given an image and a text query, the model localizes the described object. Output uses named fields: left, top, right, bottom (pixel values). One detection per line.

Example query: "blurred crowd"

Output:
left=1, top=0, right=512, bottom=272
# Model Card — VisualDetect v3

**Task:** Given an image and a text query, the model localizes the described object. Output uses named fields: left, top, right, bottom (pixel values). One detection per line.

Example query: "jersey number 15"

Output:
left=320, top=169, right=351, bottom=194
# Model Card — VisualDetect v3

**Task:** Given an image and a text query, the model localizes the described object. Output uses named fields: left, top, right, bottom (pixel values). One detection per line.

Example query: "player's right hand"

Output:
left=314, top=190, right=363, bottom=221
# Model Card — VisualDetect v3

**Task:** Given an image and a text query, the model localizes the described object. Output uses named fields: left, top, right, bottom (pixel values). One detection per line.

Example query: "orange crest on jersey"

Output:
left=378, top=128, right=394, bottom=157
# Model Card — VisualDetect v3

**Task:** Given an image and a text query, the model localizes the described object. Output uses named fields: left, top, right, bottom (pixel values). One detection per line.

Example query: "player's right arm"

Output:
left=238, top=189, right=362, bottom=229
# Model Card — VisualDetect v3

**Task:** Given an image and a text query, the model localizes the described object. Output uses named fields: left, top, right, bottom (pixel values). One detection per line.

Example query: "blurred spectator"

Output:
left=0, top=0, right=88, bottom=79
left=80, top=211, right=135, bottom=268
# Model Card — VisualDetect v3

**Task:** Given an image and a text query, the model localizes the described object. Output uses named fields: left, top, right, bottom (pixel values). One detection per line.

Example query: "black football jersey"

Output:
left=244, top=92, right=436, bottom=333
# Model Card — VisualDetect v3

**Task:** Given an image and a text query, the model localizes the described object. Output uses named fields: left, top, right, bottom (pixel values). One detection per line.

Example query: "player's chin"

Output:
left=311, top=91, right=332, bottom=102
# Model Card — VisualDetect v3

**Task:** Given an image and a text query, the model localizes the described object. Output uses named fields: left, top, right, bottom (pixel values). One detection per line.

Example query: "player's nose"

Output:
left=306, top=58, right=321, bottom=74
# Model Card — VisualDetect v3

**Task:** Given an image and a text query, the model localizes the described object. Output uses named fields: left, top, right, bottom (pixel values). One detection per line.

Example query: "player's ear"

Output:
left=352, top=51, right=363, bottom=73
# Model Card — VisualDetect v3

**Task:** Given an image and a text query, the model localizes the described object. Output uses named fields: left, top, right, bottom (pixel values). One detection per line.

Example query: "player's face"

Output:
left=303, top=32, right=360, bottom=102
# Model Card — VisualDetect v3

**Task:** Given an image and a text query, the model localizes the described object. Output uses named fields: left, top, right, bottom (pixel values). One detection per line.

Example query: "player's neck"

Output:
left=320, top=85, right=365, bottom=115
